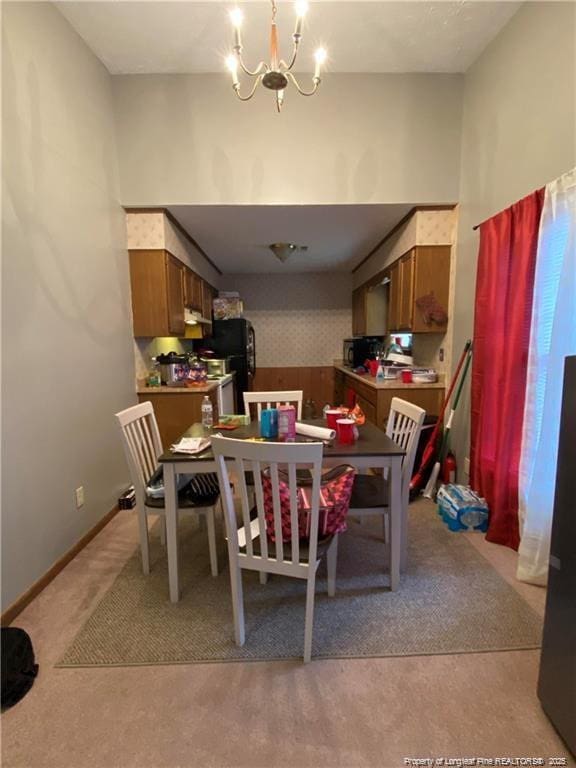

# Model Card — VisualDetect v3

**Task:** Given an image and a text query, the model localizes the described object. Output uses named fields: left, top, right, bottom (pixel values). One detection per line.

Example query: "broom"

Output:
left=423, top=341, right=473, bottom=499
left=410, top=339, right=472, bottom=495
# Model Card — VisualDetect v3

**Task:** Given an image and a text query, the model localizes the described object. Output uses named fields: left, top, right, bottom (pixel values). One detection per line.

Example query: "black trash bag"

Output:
left=1, top=627, right=39, bottom=710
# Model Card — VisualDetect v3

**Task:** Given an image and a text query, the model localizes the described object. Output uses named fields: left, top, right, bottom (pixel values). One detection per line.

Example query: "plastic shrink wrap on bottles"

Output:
left=436, top=484, right=489, bottom=532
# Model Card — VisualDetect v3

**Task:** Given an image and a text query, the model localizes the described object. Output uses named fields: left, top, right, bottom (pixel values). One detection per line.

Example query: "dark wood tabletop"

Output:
left=159, top=419, right=405, bottom=463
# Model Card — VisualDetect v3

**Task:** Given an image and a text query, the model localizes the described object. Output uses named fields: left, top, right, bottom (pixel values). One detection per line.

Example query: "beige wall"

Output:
left=451, top=1, right=576, bottom=475
left=222, top=274, right=352, bottom=367
left=1, top=2, right=136, bottom=609
left=112, top=73, right=463, bottom=206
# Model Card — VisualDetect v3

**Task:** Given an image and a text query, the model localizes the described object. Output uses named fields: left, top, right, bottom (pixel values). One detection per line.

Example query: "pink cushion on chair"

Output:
left=261, top=465, right=356, bottom=542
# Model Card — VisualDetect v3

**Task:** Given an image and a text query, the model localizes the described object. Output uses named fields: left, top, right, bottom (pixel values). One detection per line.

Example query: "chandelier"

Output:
left=225, top=1, right=327, bottom=112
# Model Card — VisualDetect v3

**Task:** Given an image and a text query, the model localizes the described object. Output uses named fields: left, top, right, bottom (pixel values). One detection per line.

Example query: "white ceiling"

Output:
left=168, top=204, right=415, bottom=273
left=57, top=1, right=521, bottom=75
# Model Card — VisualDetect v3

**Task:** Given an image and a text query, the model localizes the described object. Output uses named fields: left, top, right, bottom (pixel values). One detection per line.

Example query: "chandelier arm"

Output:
left=285, top=71, right=320, bottom=97
left=236, top=53, right=268, bottom=77
left=233, top=75, right=264, bottom=101
left=279, top=40, right=300, bottom=72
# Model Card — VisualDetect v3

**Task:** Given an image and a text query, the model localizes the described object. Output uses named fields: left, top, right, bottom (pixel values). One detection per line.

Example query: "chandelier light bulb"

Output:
left=229, top=7, right=243, bottom=27
left=314, top=47, right=327, bottom=79
left=294, top=0, right=308, bottom=37
left=314, top=47, right=327, bottom=64
left=295, top=1, right=308, bottom=18
left=225, top=54, right=239, bottom=86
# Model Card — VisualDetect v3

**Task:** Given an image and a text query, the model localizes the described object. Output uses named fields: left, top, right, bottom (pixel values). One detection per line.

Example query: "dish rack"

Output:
left=411, top=368, right=438, bottom=383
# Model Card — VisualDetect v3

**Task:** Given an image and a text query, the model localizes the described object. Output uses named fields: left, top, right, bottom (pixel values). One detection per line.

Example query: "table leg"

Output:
left=389, top=456, right=402, bottom=592
left=401, top=479, right=409, bottom=573
left=164, top=462, right=180, bottom=603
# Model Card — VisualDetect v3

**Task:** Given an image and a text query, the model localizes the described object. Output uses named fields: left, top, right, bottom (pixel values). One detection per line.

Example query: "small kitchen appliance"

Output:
left=201, top=358, right=230, bottom=377
left=154, top=352, right=189, bottom=386
left=343, top=337, right=383, bottom=369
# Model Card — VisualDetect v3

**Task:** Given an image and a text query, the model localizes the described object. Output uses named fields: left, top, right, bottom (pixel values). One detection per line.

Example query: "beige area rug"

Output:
left=58, top=501, right=542, bottom=665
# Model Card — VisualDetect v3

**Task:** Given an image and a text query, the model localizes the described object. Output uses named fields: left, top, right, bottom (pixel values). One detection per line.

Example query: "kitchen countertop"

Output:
left=334, top=364, right=445, bottom=390
left=137, top=372, right=235, bottom=395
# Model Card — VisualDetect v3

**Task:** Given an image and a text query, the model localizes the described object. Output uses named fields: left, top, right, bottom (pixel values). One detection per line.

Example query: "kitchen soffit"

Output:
left=167, top=203, right=417, bottom=274
left=56, top=1, right=521, bottom=75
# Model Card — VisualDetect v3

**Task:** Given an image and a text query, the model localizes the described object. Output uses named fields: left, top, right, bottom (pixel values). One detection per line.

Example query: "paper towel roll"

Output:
left=295, top=422, right=336, bottom=442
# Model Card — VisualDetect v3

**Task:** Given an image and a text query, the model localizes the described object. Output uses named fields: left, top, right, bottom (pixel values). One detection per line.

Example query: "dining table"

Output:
left=158, top=419, right=406, bottom=602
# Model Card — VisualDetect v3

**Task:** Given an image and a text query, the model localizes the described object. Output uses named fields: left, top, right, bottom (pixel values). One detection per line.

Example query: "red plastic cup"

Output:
left=336, top=418, right=356, bottom=444
left=325, top=409, right=342, bottom=429
left=368, top=360, right=379, bottom=377
left=401, top=369, right=413, bottom=383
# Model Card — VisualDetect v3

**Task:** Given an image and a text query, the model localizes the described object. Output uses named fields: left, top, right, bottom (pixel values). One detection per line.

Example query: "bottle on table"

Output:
left=201, top=395, right=213, bottom=429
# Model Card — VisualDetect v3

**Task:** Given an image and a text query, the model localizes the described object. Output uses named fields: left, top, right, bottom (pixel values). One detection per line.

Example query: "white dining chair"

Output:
left=211, top=435, right=338, bottom=663
left=115, top=402, right=219, bottom=578
left=243, top=390, right=303, bottom=420
left=348, top=397, right=426, bottom=539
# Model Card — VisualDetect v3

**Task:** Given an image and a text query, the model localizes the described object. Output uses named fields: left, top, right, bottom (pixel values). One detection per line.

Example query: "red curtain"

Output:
left=470, top=188, right=544, bottom=550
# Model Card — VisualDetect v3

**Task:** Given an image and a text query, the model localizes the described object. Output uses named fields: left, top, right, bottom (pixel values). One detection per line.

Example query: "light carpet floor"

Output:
left=58, top=501, right=542, bottom=665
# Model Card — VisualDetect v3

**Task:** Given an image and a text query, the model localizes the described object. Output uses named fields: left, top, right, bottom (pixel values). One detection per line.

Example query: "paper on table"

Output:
left=170, top=437, right=211, bottom=454
left=295, top=422, right=336, bottom=442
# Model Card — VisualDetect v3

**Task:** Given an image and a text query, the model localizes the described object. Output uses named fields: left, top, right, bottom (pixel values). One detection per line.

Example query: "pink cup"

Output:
left=336, top=418, right=356, bottom=444
left=325, top=409, right=342, bottom=429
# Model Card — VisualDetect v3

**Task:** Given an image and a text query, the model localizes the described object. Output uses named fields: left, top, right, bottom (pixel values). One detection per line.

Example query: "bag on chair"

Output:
left=261, top=464, right=356, bottom=542
left=1, top=627, right=39, bottom=710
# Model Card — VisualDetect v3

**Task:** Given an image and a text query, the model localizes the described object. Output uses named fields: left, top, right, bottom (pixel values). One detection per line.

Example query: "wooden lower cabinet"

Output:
left=253, top=367, right=334, bottom=413
left=333, top=368, right=345, bottom=408
left=375, top=388, right=443, bottom=431
left=137, top=390, right=219, bottom=448
left=335, top=369, right=444, bottom=429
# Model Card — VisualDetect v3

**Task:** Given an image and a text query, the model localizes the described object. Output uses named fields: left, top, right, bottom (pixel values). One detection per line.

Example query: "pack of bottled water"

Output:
left=436, top=484, right=489, bottom=532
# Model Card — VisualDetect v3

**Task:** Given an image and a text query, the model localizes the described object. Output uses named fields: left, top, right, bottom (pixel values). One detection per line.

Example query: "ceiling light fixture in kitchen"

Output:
left=269, top=242, right=308, bottom=262
left=225, top=1, right=327, bottom=112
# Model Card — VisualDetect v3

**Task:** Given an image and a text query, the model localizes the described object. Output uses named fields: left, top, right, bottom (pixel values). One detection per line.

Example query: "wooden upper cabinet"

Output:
left=412, top=246, right=451, bottom=333
left=184, top=268, right=203, bottom=312
left=398, top=250, right=415, bottom=330
left=388, top=261, right=401, bottom=332
left=201, top=280, right=214, bottom=320
left=352, top=286, right=367, bottom=336
left=129, top=249, right=185, bottom=337
left=386, top=246, right=450, bottom=333
left=166, top=255, right=185, bottom=336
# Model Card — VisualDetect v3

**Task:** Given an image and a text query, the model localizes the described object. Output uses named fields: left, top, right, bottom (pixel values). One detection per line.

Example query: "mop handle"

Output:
left=445, top=343, right=473, bottom=430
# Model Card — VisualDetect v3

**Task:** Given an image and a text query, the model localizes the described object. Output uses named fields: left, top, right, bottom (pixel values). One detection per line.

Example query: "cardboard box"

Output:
left=213, top=297, right=243, bottom=320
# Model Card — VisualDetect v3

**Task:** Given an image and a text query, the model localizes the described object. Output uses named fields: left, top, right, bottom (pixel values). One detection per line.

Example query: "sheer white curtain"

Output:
left=517, top=168, right=576, bottom=585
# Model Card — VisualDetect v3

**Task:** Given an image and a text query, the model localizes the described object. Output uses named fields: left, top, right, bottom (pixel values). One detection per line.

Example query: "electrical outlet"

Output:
left=463, top=457, right=470, bottom=477
left=75, top=486, right=85, bottom=508
left=439, top=348, right=445, bottom=362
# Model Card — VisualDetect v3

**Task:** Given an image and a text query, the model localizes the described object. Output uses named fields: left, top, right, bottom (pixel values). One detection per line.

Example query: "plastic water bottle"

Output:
left=201, top=396, right=213, bottom=429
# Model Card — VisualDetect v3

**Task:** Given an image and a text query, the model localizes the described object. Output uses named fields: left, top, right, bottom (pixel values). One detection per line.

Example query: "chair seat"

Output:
left=239, top=529, right=334, bottom=563
left=349, top=474, right=390, bottom=509
left=145, top=488, right=219, bottom=509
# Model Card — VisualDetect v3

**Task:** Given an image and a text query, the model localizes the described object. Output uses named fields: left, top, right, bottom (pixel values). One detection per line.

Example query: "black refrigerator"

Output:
left=537, top=355, right=576, bottom=757
left=211, top=319, right=255, bottom=412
